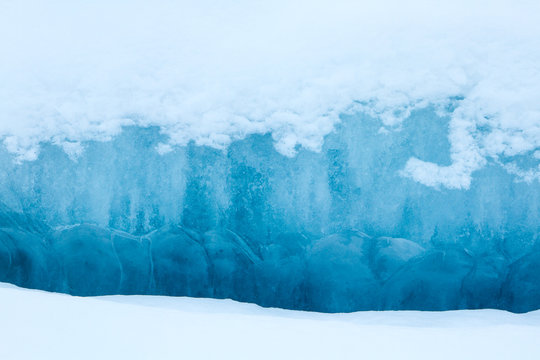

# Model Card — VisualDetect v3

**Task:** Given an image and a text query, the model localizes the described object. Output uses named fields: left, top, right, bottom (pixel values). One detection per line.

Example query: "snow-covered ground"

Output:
left=1, top=283, right=539, bottom=359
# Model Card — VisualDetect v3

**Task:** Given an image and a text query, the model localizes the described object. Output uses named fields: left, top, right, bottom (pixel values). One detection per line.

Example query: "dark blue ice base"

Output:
left=1, top=107, right=540, bottom=313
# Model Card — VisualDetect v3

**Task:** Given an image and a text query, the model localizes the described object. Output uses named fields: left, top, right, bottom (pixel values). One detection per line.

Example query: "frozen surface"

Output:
left=1, top=283, right=540, bottom=360
left=1, top=1, right=540, bottom=312
left=1, top=122, right=540, bottom=312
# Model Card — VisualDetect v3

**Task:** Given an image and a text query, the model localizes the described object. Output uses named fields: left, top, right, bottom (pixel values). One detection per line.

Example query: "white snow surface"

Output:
left=2, top=1, right=540, bottom=188
left=1, top=283, right=540, bottom=360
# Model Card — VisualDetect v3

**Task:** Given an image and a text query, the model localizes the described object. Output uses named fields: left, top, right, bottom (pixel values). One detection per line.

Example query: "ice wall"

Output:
left=1, top=0, right=540, bottom=312
left=1, top=109, right=540, bottom=312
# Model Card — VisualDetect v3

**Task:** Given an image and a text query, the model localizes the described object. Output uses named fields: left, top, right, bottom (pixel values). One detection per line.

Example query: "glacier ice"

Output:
left=0, top=109, right=539, bottom=312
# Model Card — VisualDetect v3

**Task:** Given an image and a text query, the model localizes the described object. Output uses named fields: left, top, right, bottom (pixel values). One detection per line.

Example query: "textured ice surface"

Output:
left=0, top=118, right=539, bottom=312
left=1, top=1, right=540, bottom=312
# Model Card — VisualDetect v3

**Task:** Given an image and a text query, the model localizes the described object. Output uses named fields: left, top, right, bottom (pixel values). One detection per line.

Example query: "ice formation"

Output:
left=1, top=0, right=540, bottom=312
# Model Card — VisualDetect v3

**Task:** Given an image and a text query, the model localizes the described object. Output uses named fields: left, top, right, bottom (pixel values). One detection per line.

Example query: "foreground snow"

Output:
left=1, top=283, right=539, bottom=359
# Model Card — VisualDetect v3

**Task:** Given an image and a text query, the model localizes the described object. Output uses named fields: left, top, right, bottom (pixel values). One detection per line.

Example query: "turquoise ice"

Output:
left=1, top=107, right=539, bottom=312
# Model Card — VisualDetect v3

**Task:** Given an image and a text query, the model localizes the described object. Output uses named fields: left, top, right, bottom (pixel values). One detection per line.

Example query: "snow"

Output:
left=1, top=283, right=539, bottom=360
left=1, top=1, right=540, bottom=188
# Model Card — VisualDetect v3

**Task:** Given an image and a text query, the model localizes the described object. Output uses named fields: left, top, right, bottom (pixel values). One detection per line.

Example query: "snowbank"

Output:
left=1, top=283, right=539, bottom=359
